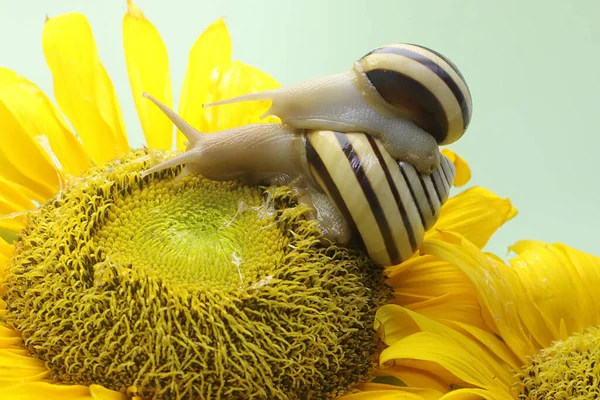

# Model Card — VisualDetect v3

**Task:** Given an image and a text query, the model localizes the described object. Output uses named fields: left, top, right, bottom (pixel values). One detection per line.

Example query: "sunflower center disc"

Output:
left=95, top=172, right=281, bottom=290
left=3, top=149, right=391, bottom=400
left=518, top=325, right=600, bottom=399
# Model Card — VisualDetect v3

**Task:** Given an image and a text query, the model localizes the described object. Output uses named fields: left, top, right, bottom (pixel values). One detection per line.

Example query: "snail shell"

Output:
left=202, top=43, right=472, bottom=174
left=355, top=43, right=472, bottom=147
left=142, top=94, right=455, bottom=266
left=304, top=130, right=454, bottom=265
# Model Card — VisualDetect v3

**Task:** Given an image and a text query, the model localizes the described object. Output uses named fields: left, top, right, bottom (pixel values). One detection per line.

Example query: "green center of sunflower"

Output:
left=3, top=149, right=392, bottom=399
left=95, top=174, right=284, bottom=290
left=517, top=326, right=600, bottom=399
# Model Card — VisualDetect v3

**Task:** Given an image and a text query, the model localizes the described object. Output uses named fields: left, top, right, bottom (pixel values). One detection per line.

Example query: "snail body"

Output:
left=142, top=94, right=455, bottom=266
left=202, top=43, right=472, bottom=174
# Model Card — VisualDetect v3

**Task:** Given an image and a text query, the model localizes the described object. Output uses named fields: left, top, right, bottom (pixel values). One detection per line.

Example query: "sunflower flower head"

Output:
left=360, top=228, right=600, bottom=400
left=4, top=148, right=391, bottom=398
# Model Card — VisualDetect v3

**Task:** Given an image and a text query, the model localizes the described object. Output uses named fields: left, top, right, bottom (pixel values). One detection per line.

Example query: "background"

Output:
left=0, top=0, right=598, bottom=258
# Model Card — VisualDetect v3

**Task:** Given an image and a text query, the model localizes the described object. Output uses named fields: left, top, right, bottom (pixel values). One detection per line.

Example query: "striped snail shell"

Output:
left=202, top=43, right=472, bottom=174
left=354, top=43, right=473, bottom=147
left=141, top=94, right=455, bottom=266
left=304, top=130, right=454, bottom=266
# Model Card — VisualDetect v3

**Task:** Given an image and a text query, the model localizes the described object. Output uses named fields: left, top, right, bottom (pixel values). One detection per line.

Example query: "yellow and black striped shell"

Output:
left=305, top=130, right=455, bottom=266
left=355, top=43, right=473, bottom=146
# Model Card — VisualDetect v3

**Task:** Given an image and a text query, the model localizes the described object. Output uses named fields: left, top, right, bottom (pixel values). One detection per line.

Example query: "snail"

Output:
left=141, top=94, right=456, bottom=266
left=202, top=43, right=472, bottom=174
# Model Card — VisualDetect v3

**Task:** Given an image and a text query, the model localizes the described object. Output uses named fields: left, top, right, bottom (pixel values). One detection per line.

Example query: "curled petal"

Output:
left=376, top=305, right=514, bottom=390
left=386, top=255, right=486, bottom=331
left=440, top=149, right=470, bottom=187
left=508, top=241, right=600, bottom=345
left=43, top=13, right=129, bottom=165
left=428, top=187, right=517, bottom=249
left=123, top=0, right=173, bottom=150
left=380, top=331, right=504, bottom=391
left=443, top=320, right=522, bottom=371
left=421, top=232, right=541, bottom=364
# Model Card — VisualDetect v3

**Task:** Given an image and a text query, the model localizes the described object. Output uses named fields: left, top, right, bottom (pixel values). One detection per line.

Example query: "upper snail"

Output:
left=203, top=43, right=473, bottom=174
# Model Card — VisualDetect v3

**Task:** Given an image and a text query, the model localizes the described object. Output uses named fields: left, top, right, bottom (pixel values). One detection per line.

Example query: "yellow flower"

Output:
left=0, top=2, right=539, bottom=400
left=351, top=223, right=600, bottom=398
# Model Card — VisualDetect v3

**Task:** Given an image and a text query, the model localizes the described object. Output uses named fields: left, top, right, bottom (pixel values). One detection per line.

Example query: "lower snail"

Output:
left=202, top=43, right=472, bottom=174
left=141, top=93, right=456, bottom=266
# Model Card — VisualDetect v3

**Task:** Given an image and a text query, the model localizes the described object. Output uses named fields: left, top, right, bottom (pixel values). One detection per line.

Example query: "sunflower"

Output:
left=346, top=219, right=600, bottom=397
left=0, top=1, right=564, bottom=400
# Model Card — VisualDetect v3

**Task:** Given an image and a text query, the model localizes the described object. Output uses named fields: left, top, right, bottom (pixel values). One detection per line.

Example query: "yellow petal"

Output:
left=421, top=232, right=540, bottom=364
left=201, top=61, right=280, bottom=133
left=406, top=292, right=486, bottom=332
left=372, top=366, right=449, bottom=394
left=0, top=100, right=59, bottom=197
left=0, top=68, right=90, bottom=176
left=356, top=384, right=445, bottom=400
left=508, top=241, right=600, bottom=345
left=0, top=323, right=20, bottom=349
left=0, top=176, right=40, bottom=234
left=439, top=388, right=513, bottom=400
left=0, top=350, right=48, bottom=387
left=0, top=221, right=24, bottom=237
left=0, top=222, right=23, bottom=239
left=380, top=331, right=502, bottom=391
left=340, top=389, right=427, bottom=400
left=0, top=237, right=12, bottom=258
left=0, top=349, right=28, bottom=357
left=0, top=337, right=20, bottom=348
left=386, top=255, right=486, bottom=331
left=440, top=149, right=470, bottom=187
left=0, top=176, right=38, bottom=214
left=0, top=241, right=10, bottom=277
left=42, top=13, right=129, bottom=165
left=0, top=253, right=8, bottom=273
left=0, top=147, right=53, bottom=202
left=0, top=381, right=124, bottom=400
left=90, top=384, right=127, bottom=400
left=0, top=247, right=9, bottom=289
left=507, top=239, right=546, bottom=254
left=443, top=320, right=522, bottom=371
left=177, top=18, right=231, bottom=149
left=376, top=305, right=514, bottom=390
left=123, top=0, right=173, bottom=150
left=427, top=187, right=517, bottom=249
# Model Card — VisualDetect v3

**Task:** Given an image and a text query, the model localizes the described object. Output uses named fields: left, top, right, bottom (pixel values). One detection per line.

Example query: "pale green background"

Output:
left=0, top=0, right=598, bottom=259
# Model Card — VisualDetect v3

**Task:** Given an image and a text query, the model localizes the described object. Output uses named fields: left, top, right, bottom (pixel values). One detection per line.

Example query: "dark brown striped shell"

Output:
left=304, top=130, right=456, bottom=266
left=356, top=43, right=473, bottom=146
